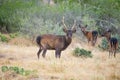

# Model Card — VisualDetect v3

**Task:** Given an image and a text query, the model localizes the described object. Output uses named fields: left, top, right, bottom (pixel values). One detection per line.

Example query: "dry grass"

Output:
left=0, top=37, right=120, bottom=80
left=8, top=37, right=34, bottom=46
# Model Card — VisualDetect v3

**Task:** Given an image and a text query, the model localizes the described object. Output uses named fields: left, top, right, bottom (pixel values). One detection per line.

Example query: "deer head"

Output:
left=79, top=24, right=87, bottom=32
left=62, top=16, right=76, bottom=38
left=101, top=29, right=111, bottom=37
left=101, top=29, right=112, bottom=41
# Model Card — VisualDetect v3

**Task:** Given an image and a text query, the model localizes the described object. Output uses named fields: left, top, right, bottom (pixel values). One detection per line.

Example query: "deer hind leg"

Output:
left=109, top=50, right=113, bottom=58
left=42, top=48, right=47, bottom=58
left=93, top=37, right=97, bottom=46
left=87, top=39, right=90, bottom=46
left=111, top=45, right=116, bottom=58
left=113, top=42, right=119, bottom=58
left=91, top=40, right=95, bottom=46
left=116, top=42, right=119, bottom=49
left=113, top=49, right=116, bottom=58
left=58, top=51, right=61, bottom=58
left=112, top=48, right=114, bottom=57
left=113, top=44, right=117, bottom=58
left=109, top=50, right=111, bottom=58
left=91, top=37, right=95, bottom=46
left=37, top=47, right=42, bottom=59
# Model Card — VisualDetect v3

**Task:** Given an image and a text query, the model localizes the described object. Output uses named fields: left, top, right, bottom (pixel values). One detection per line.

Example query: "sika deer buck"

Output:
left=36, top=17, right=76, bottom=59
left=101, top=29, right=118, bottom=58
left=79, top=25, right=98, bottom=46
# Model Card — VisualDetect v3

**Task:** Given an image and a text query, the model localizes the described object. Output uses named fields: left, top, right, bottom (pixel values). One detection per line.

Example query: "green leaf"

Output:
left=1, top=66, right=9, bottom=72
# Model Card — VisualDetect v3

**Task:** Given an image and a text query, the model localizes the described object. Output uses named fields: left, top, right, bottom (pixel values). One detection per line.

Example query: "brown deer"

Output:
left=79, top=25, right=98, bottom=46
left=36, top=17, right=76, bottom=59
left=101, top=29, right=118, bottom=58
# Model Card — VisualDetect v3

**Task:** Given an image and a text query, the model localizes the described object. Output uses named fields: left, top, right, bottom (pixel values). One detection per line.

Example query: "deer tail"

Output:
left=92, top=31, right=98, bottom=40
left=113, top=39, right=118, bottom=50
left=36, top=36, right=41, bottom=46
left=92, top=31, right=98, bottom=45
left=110, top=38, right=118, bottom=50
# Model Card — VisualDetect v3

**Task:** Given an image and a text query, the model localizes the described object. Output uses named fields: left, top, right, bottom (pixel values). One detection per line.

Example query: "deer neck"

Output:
left=61, top=36, right=72, bottom=50
left=65, top=36, right=72, bottom=44
left=106, top=36, right=111, bottom=41
left=82, top=30, right=88, bottom=36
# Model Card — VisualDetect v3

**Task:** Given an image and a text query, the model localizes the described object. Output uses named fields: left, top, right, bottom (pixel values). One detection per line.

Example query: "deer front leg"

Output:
left=114, top=43, right=118, bottom=58
left=55, top=49, right=61, bottom=58
left=113, top=47, right=116, bottom=58
left=91, top=37, right=94, bottom=46
left=87, top=39, right=90, bottom=46
left=114, top=50, right=116, bottom=58
left=58, top=51, right=61, bottom=58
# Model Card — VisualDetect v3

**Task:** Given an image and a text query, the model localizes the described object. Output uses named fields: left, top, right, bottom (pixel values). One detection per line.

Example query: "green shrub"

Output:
left=1, top=66, right=9, bottom=72
left=0, top=34, right=9, bottom=42
left=0, top=33, right=19, bottom=42
left=1, top=66, right=36, bottom=76
left=9, top=32, right=19, bottom=38
left=98, top=38, right=108, bottom=51
left=73, top=48, right=92, bottom=58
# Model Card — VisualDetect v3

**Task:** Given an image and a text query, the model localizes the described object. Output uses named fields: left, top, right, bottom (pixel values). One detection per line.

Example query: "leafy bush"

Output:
left=0, top=33, right=9, bottom=42
left=9, top=32, right=19, bottom=38
left=1, top=66, right=9, bottom=72
left=73, top=47, right=92, bottom=58
left=98, top=38, right=108, bottom=51
left=1, top=66, right=36, bottom=76
left=0, top=33, right=19, bottom=43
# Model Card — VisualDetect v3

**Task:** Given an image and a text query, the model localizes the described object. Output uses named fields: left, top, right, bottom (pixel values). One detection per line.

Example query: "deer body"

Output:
left=36, top=17, right=76, bottom=59
left=79, top=25, right=98, bottom=46
left=101, top=30, right=118, bottom=58
left=36, top=34, right=72, bottom=50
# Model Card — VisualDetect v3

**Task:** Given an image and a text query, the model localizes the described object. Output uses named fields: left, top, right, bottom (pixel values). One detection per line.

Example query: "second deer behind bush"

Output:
left=101, top=29, right=118, bottom=58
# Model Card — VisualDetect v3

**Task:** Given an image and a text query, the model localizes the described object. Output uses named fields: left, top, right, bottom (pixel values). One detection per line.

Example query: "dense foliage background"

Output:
left=0, top=0, right=120, bottom=37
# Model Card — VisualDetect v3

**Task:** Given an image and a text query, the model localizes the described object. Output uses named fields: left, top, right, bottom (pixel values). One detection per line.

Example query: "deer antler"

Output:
left=62, top=16, right=67, bottom=29
left=71, top=20, right=76, bottom=30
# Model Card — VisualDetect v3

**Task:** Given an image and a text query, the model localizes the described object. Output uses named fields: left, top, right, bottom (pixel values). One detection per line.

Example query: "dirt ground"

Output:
left=0, top=38, right=120, bottom=80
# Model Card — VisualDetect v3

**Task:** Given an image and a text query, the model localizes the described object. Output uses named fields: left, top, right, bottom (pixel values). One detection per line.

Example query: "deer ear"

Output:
left=85, top=25, right=87, bottom=28
left=63, top=28, right=67, bottom=33
left=72, top=29, right=76, bottom=33
left=107, top=29, right=111, bottom=32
